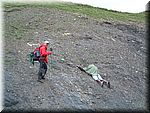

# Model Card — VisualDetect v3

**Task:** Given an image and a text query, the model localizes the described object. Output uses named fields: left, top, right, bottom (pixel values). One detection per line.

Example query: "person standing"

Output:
left=37, top=40, right=52, bottom=83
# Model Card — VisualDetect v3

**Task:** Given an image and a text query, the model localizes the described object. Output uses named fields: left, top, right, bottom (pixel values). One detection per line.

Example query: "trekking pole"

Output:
left=49, top=55, right=52, bottom=78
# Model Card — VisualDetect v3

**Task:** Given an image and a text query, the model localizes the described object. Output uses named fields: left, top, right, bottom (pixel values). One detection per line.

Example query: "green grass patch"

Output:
left=3, top=2, right=146, bottom=23
left=8, top=23, right=25, bottom=40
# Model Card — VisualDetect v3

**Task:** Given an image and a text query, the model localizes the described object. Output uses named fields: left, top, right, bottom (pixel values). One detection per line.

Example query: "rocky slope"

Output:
left=3, top=7, right=148, bottom=112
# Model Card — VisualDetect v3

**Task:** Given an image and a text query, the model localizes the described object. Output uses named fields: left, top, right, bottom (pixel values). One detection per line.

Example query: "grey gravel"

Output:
left=3, top=7, right=148, bottom=112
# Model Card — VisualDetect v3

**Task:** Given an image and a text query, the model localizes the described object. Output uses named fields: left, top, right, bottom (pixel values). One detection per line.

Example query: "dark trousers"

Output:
left=38, top=60, right=47, bottom=80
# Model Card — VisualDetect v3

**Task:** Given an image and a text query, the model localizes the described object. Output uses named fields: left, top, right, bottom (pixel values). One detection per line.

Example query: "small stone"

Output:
left=63, top=32, right=71, bottom=36
left=89, top=103, right=92, bottom=106
left=124, top=77, right=128, bottom=80
left=104, top=73, right=107, bottom=76
left=77, top=89, right=80, bottom=92
left=35, top=32, right=38, bottom=34
left=132, top=66, right=134, bottom=69
left=29, top=66, right=33, bottom=68
left=91, top=101, right=95, bottom=104
left=132, top=40, right=135, bottom=42
left=96, top=96, right=101, bottom=99
left=135, top=71, right=138, bottom=73
left=111, top=38, right=115, bottom=41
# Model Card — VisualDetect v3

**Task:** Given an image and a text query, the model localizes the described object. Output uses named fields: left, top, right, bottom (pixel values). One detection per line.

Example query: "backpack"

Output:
left=34, top=47, right=41, bottom=58
left=28, top=45, right=43, bottom=65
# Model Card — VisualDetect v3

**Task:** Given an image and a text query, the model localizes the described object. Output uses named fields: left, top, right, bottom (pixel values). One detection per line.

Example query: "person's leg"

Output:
left=96, top=74, right=104, bottom=87
left=42, top=61, right=47, bottom=79
left=97, top=74, right=110, bottom=88
left=107, top=81, right=110, bottom=88
left=38, top=60, right=44, bottom=82
left=102, top=79, right=110, bottom=88
left=96, top=80, right=104, bottom=87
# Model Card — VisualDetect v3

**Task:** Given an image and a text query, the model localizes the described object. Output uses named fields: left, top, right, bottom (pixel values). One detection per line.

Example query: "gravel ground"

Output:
left=2, top=7, right=148, bottom=112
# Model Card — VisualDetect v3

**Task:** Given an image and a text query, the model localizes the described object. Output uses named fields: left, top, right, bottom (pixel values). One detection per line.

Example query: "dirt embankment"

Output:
left=3, top=7, right=148, bottom=112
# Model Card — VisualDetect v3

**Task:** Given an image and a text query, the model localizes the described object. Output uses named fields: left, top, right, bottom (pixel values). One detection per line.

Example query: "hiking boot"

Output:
left=107, top=82, right=110, bottom=88
left=37, top=79, right=43, bottom=83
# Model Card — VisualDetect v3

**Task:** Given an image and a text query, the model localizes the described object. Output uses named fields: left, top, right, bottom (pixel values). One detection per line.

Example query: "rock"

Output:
left=135, top=71, right=138, bottom=73
left=96, top=96, right=101, bottom=99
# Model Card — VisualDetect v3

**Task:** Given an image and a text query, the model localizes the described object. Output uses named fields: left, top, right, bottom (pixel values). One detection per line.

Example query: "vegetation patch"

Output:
left=3, top=2, right=146, bottom=24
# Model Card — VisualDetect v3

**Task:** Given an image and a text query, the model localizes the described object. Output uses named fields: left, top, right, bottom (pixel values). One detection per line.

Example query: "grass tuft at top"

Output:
left=3, top=2, right=146, bottom=24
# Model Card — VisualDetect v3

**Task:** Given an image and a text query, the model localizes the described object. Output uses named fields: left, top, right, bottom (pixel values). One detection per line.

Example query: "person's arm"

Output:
left=77, top=65, right=86, bottom=72
left=40, top=46, right=52, bottom=57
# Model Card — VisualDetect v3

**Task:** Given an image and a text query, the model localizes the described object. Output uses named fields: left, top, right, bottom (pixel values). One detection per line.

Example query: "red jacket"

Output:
left=39, top=44, right=52, bottom=63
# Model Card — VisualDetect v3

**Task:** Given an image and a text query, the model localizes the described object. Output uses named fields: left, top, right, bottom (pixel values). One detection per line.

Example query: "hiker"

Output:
left=37, top=40, right=53, bottom=83
left=77, top=64, right=110, bottom=88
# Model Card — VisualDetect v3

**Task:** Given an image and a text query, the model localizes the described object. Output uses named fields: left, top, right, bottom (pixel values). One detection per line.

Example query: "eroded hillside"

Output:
left=3, top=6, right=148, bottom=112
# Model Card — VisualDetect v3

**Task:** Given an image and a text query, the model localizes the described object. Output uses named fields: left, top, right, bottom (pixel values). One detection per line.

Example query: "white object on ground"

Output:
left=27, top=42, right=39, bottom=47
left=63, top=32, right=71, bottom=36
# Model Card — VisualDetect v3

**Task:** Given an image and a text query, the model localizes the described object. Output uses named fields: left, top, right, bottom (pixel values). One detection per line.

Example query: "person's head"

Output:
left=44, top=40, right=49, bottom=46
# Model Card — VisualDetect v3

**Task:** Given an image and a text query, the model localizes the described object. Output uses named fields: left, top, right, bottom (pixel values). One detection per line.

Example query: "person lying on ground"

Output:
left=77, top=64, right=110, bottom=88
